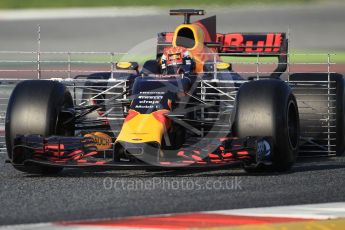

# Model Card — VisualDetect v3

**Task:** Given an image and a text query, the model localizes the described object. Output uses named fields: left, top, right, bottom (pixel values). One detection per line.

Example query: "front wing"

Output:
left=9, top=135, right=260, bottom=170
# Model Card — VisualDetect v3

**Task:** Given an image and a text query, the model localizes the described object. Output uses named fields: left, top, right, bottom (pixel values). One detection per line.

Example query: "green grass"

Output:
left=222, top=52, right=345, bottom=64
left=72, top=52, right=345, bottom=64
left=0, top=0, right=318, bottom=9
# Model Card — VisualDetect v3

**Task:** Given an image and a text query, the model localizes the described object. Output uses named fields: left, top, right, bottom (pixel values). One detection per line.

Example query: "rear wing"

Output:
left=157, top=32, right=288, bottom=77
left=215, top=33, right=287, bottom=56
left=215, top=33, right=288, bottom=77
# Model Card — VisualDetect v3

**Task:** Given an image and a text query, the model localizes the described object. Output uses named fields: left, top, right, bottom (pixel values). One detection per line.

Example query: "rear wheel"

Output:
left=234, top=79, right=300, bottom=172
left=5, top=80, right=74, bottom=174
left=290, top=73, right=345, bottom=156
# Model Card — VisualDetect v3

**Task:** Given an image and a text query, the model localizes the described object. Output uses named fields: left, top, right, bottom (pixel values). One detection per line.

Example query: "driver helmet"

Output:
left=161, top=46, right=194, bottom=75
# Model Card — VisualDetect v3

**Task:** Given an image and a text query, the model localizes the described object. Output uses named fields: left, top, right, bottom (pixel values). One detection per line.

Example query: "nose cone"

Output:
left=114, top=141, right=161, bottom=162
left=116, top=110, right=170, bottom=145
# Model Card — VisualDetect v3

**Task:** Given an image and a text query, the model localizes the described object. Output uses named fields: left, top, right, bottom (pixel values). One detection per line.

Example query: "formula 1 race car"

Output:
left=5, top=9, right=345, bottom=174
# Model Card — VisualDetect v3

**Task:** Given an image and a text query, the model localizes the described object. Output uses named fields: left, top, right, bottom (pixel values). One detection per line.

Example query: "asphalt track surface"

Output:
left=0, top=4, right=345, bottom=226
left=0, top=155, right=345, bottom=225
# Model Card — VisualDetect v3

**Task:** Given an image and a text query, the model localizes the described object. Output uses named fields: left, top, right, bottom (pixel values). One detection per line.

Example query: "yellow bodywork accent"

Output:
left=172, top=23, right=218, bottom=73
left=116, top=62, right=132, bottom=69
left=216, top=62, right=231, bottom=70
left=173, top=24, right=205, bottom=50
left=116, top=113, right=165, bottom=144
left=173, top=24, right=206, bottom=73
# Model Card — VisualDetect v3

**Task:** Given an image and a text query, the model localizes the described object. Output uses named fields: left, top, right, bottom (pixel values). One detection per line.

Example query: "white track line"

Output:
left=208, top=202, right=345, bottom=219
left=1, top=2, right=345, bottom=21
left=0, top=7, right=162, bottom=21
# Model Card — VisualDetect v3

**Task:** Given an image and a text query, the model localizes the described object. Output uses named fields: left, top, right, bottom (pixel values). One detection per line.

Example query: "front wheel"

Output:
left=5, top=80, right=74, bottom=174
left=233, top=79, right=300, bottom=172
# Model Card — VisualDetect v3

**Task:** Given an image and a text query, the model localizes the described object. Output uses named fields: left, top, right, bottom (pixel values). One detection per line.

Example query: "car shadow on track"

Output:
left=23, top=156, right=345, bottom=178
left=292, top=156, right=345, bottom=173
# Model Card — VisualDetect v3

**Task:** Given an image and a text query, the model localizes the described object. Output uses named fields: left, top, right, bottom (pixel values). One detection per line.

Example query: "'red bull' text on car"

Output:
left=5, top=9, right=345, bottom=174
